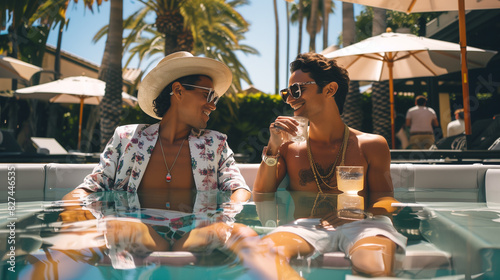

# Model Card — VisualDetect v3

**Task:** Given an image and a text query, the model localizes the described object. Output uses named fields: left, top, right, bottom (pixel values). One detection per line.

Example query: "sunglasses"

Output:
left=279, top=81, right=316, bottom=102
left=178, top=84, right=220, bottom=104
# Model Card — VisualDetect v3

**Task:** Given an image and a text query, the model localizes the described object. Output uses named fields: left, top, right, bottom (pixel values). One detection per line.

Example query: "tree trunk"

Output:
left=273, top=0, right=279, bottom=94
left=371, top=81, right=391, bottom=142
left=54, top=21, right=64, bottom=80
left=297, top=0, right=303, bottom=55
left=164, top=34, right=177, bottom=56
left=322, top=0, right=331, bottom=50
left=99, top=0, right=123, bottom=150
left=83, top=106, right=100, bottom=152
left=46, top=21, right=65, bottom=141
left=286, top=1, right=290, bottom=84
left=340, top=2, right=362, bottom=130
left=342, top=2, right=355, bottom=47
left=308, top=0, right=319, bottom=52
left=7, top=26, right=19, bottom=132
left=372, top=7, right=387, bottom=35
left=371, top=8, right=391, bottom=146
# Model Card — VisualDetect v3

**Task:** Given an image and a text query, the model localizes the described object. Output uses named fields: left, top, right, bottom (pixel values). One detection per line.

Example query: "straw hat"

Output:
left=138, top=51, right=232, bottom=119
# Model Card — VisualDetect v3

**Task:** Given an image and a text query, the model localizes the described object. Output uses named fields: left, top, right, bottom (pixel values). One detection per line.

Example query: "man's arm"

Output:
left=253, top=145, right=287, bottom=193
left=363, top=134, right=398, bottom=216
left=432, top=117, right=439, bottom=128
left=217, top=135, right=251, bottom=202
left=405, top=118, right=411, bottom=129
left=254, top=117, right=299, bottom=193
left=230, top=188, right=251, bottom=202
left=59, top=188, right=95, bottom=222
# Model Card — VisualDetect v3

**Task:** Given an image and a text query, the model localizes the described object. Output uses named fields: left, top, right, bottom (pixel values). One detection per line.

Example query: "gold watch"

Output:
left=262, top=146, right=280, bottom=166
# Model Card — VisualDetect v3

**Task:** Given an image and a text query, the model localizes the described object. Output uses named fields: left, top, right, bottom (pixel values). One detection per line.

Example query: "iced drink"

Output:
left=290, top=116, right=308, bottom=142
left=336, top=166, right=364, bottom=194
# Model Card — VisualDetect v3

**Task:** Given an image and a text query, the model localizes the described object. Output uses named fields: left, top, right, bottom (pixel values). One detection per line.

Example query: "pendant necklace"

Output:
left=159, top=137, right=186, bottom=183
left=307, top=124, right=349, bottom=193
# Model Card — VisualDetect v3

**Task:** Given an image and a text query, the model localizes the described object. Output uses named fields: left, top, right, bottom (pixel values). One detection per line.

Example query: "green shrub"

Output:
left=208, top=93, right=291, bottom=163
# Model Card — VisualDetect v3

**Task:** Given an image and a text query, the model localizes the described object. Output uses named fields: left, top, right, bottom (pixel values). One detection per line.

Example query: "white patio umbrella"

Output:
left=337, top=0, right=500, bottom=138
left=324, top=31, right=497, bottom=147
left=0, top=55, right=42, bottom=82
left=15, top=76, right=138, bottom=150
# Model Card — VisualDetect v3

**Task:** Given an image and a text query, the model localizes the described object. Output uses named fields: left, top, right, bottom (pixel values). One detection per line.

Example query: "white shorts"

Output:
left=270, top=215, right=407, bottom=258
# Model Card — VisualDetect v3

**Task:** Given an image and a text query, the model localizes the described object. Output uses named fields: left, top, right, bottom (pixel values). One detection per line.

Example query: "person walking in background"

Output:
left=447, top=108, right=465, bottom=137
left=405, top=95, right=439, bottom=149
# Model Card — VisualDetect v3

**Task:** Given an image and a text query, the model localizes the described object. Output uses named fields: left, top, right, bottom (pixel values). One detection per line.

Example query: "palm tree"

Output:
left=340, top=2, right=363, bottom=131
left=3, top=0, right=102, bottom=148
left=93, top=0, right=256, bottom=94
left=137, top=0, right=248, bottom=56
left=322, top=0, right=332, bottom=50
left=285, top=1, right=291, bottom=84
left=308, top=0, right=319, bottom=52
left=273, top=0, right=279, bottom=94
left=297, top=0, right=304, bottom=55
left=99, top=0, right=123, bottom=149
left=290, top=0, right=334, bottom=52
left=30, top=0, right=100, bottom=78
left=370, top=8, right=392, bottom=147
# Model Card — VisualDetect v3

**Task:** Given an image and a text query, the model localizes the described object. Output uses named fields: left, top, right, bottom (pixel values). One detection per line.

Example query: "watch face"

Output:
left=266, top=157, right=277, bottom=166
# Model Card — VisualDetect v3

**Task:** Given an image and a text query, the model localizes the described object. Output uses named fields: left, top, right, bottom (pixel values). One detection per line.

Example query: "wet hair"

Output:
left=289, top=52, right=350, bottom=114
left=415, top=95, right=427, bottom=106
left=153, top=74, right=212, bottom=118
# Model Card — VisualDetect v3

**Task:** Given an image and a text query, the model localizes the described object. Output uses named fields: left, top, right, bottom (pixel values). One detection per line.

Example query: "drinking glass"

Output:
left=289, top=116, right=308, bottom=157
left=336, top=166, right=364, bottom=194
left=337, top=193, right=366, bottom=220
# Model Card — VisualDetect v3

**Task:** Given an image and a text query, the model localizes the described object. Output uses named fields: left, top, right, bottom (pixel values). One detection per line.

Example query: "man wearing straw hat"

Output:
left=67, top=51, right=250, bottom=200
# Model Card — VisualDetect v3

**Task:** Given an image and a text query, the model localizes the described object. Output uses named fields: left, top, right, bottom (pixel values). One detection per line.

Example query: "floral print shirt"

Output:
left=77, top=123, right=250, bottom=193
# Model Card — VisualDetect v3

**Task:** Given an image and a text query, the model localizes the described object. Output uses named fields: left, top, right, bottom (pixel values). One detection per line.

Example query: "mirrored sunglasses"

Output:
left=181, top=84, right=220, bottom=104
left=279, top=81, right=316, bottom=102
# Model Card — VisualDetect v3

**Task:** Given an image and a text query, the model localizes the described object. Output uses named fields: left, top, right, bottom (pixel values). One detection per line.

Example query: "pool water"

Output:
left=1, top=189, right=497, bottom=279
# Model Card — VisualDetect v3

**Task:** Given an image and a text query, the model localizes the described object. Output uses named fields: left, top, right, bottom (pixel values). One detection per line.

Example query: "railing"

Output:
left=2, top=150, right=500, bottom=164
left=0, top=152, right=100, bottom=163
left=391, top=149, right=500, bottom=164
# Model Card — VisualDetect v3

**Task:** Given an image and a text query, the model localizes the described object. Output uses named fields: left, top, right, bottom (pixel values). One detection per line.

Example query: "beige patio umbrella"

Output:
left=337, top=0, right=500, bottom=138
left=15, top=76, right=138, bottom=150
left=324, top=31, right=496, bottom=147
left=0, top=55, right=42, bottom=82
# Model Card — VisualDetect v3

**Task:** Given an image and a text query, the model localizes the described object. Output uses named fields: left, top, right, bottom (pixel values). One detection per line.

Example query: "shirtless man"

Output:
left=252, top=53, right=406, bottom=277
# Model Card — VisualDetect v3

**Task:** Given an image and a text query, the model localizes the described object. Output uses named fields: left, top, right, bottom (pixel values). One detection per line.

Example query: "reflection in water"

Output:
left=14, top=191, right=249, bottom=279
left=251, top=190, right=406, bottom=278
left=337, top=193, right=366, bottom=220
left=337, top=193, right=364, bottom=211
left=254, top=190, right=369, bottom=227
left=6, top=190, right=418, bottom=279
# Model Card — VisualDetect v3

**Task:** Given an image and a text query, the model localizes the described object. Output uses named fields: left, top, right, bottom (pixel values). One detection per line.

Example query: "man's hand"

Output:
left=59, top=188, right=95, bottom=223
left=268, top=116, right=300, bottom=151
left=59, top=209, right=96, bottom=223
left=173, top=222, right=232, bottom=252
left=104, top=219, right=170, bottom=254
left=230, top=188, right=251, bottom=203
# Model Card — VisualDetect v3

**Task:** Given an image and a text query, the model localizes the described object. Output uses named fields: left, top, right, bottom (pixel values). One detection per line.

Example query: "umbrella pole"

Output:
left=388, top=60, right=396, bottom=149
left=458, top=0, right=472, bottom=145
left=78, top=98, right=84, bottom=151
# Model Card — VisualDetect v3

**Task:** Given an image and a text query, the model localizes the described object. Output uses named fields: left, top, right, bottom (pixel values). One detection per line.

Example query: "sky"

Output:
left=44, top=1, right=363, bottom=94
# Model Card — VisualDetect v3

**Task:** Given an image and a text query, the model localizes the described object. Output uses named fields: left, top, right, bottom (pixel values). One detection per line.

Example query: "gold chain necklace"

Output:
left=159, top=137, right=186, bottom=183
left=307, top=124, right=349, bottom=193
left=313, top=124, right=349, bottom=180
